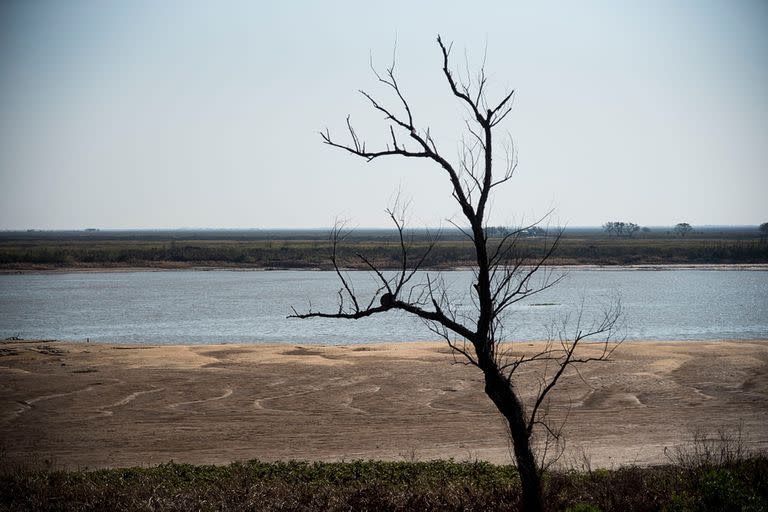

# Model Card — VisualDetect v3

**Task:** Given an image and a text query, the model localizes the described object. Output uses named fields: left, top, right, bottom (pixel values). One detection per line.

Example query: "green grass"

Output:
left=2, top=457, right=766, bottom=511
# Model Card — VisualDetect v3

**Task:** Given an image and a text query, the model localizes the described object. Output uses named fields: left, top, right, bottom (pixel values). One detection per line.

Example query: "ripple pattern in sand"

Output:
left=169, top=388, right=234, bottom=409
left=93, top=387, right=165, bottom=417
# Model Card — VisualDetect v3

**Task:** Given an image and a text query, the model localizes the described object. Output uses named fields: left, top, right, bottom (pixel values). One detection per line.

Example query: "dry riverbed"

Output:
left=1, top=340, right=766, bottom=469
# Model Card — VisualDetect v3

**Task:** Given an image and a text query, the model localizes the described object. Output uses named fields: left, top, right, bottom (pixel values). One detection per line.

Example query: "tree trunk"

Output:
left=483, top=365, right=544, bottom=512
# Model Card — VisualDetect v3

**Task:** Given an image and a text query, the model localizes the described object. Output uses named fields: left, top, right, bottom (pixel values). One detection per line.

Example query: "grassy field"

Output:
left=2, top=457, right=766, bottom=511
left=0, top=227, right=766, bottom=270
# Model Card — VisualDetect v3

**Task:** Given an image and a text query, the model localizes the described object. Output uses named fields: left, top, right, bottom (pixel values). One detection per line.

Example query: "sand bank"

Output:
left=1, top=340, right=766, bottom=469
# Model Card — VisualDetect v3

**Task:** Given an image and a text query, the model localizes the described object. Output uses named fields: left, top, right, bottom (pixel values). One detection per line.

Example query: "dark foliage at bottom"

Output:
left=1, top=457, right=766, bottom=511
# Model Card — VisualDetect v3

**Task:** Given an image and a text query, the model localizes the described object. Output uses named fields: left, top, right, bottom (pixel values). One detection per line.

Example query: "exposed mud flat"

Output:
left=0, top=340, right=766, bottom=469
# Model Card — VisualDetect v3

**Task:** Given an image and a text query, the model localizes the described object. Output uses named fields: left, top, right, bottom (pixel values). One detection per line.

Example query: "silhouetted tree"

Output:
left=489, top=226, right=545, bottom=238
left=290, top=36, right=621, bottom=512
left=674, top=222, right=693, bottom=238
left=760, top=222, right=768, bottom=244
left=603, top=221, right=639, bottom=238
left=602, top=222, right=617, bottom=237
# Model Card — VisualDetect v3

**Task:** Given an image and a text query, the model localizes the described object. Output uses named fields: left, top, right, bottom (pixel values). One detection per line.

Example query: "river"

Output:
left=0, top=269, right=766, bottom=344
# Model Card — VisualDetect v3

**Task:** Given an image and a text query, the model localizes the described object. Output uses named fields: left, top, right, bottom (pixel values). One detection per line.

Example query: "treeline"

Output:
left=0, top=244, right=324, bottom=268
left=549, top=239, right=768, bottom=265
left=0, top=243, right=473, bottom=269
left=1, top=238, right=767, bottom=270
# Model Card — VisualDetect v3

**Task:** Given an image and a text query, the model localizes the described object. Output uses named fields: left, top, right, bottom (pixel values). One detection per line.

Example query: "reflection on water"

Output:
left=0, top=269, right=766, bottom=344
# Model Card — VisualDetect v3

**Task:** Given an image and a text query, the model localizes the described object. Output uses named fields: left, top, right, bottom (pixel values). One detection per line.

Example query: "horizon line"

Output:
left=1, top=224, right=764, bottom=232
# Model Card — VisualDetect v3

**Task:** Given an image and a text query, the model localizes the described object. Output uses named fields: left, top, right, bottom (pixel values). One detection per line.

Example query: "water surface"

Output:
left=1, top=269, right=766, bottom=344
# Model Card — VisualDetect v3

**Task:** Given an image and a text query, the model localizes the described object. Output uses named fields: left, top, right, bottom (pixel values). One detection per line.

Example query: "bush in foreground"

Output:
left=1, top=457, right=766, bottom=511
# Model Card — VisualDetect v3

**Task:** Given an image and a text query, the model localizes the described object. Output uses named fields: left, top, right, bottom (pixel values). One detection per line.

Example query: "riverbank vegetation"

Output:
left=0, top=227, right=766, bottom=271
left=2, top=455, right=766, bottom=511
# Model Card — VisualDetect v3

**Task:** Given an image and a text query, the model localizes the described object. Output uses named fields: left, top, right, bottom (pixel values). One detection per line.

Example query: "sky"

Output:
left=0, top=1, right=766, bottom=230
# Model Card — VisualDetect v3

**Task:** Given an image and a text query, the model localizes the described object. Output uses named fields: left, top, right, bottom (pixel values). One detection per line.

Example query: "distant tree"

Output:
left=487, top=225, right=544, bottom=238
left=290, top=36, right=622, bottom=512
left=641, top=226, right=651, bottom=233
left=674, top=223, right=693, bottom=238
left=603, top=221, right=639, bottom=238
left=486, top=226, right=510, bottom=238
left=760, top=222, right=768, bottom=244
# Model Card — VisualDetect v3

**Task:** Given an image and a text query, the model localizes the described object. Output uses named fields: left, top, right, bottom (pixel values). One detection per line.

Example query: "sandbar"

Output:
left=0, top=339, right=766, bottom=469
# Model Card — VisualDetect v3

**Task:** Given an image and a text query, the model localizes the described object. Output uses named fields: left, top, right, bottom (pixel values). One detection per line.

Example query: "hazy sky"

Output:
left=1, top=1, right=766, bottom=229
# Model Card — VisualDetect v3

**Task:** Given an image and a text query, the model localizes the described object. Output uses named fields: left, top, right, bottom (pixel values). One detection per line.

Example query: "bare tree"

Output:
left=674, top=222, right=693, bottom=238
left=602, top=222, right=617, bottom=237
left=290, top=36, right=622, bottom=512
left=603, top=221, right=639, bottom=238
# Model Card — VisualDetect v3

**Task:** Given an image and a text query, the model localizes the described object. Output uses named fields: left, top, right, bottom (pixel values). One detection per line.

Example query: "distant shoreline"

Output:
left=2, top=262, right=768, bottom=275
left=2, top=229, right=766, bottom=272
left=2, top=337, right=766, bottom=347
